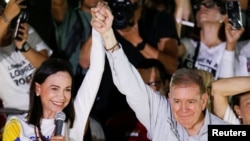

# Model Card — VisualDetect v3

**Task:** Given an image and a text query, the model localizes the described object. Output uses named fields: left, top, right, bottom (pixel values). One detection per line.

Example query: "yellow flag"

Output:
left=2, top=118, right=21, bottom=141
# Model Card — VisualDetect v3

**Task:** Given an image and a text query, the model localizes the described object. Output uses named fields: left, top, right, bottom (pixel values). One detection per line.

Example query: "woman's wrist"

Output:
left=0, top=13, right=10, bottom=23
left=226, top=42, right=237, bottom=51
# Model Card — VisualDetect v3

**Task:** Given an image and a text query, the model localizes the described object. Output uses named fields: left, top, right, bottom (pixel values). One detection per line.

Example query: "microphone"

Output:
left=54, top=111, right=66, bottom=136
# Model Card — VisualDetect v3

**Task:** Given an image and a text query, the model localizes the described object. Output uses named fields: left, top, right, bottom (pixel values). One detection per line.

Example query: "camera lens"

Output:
left=109, top=0, right=134, bottom=29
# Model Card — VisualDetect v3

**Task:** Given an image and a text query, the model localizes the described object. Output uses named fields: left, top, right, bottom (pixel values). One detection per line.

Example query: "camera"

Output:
left=109, top=0, right=135, bottom=29
left=226, top=0, right=243, bottom=29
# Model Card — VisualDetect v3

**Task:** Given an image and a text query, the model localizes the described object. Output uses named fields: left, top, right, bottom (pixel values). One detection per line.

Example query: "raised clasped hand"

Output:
left=90, top=1, right=113, bottom=34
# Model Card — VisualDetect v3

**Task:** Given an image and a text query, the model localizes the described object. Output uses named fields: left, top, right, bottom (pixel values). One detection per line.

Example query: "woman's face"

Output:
left=35, top=71, right=72, bottom=119
left=195, top=0, right=223, bottom=27
left=234, top=92, right=250, bottom=124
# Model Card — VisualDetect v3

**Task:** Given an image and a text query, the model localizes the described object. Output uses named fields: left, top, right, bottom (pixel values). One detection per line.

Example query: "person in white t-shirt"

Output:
left=178, top=0, right=244, bottom=80
left=234, top=40, right=250, bottom=76
left=0, top=0, right=52, bottom=112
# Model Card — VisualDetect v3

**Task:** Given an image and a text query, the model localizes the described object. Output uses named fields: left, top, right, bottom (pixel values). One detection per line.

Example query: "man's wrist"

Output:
left=105, top=42, right=121, bottom=53
left=102, top=29, right=118, bottom=49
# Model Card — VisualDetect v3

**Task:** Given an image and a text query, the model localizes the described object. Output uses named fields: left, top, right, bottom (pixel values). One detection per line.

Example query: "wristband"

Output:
left=136, top=41, right=146, bottom=51
left=105, top=42, right=121, bottom=53
left=16, top=42, right=31, bottom=52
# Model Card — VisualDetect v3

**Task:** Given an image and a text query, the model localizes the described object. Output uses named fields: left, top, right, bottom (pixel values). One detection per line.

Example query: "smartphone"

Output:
left=13, top=10, right=29, bottom=41
left=13, top=0, right=31, bottom=41
left=226, top=0, right=243, bottom=29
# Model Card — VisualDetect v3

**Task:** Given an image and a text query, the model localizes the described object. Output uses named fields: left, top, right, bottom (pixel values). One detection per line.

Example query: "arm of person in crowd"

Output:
left=91, top=2, right=164, bottom=134
left=14, top=23, right=50, bottom=68
left=156, top=36, right=179, bottom=75
left=79, top=36, right=92, bottom=70
left=218, top=17, right=245, bottom=78
left=1, top=0, right=49, bottom=68
left=211, top=76, right=250, bottom=119
left=177, top=42, right=186, bottom=59
left=51, top=0, right=68, bottom=23
left=174, top=0, right=192, bottom=37
left=117, top=22, right=178, bottom=75
left=0, top=0, right=23, bottom=44
left=69, top=3, right=106, bottom=140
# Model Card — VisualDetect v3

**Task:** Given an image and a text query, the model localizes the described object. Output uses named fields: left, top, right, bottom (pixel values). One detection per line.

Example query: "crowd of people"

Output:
left=0, top=0, right=250, bottom=141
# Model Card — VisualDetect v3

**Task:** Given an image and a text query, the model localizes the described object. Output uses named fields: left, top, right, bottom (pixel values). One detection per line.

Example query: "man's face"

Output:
left=169, top=83, right=207, bottom=130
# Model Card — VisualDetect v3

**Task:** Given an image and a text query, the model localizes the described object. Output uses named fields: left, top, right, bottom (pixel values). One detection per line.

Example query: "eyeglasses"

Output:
left=193, top=1, right=218, bottom=11
left=199, top=1, right=217, bottom=9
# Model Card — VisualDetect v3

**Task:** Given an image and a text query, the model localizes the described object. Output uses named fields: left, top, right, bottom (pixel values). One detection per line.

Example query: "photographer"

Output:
left=108, top=0, right=179, bottom=75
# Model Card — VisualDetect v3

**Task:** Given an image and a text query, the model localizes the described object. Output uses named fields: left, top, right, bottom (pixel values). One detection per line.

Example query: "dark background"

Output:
left=28, top=0, right=79, bottom=46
